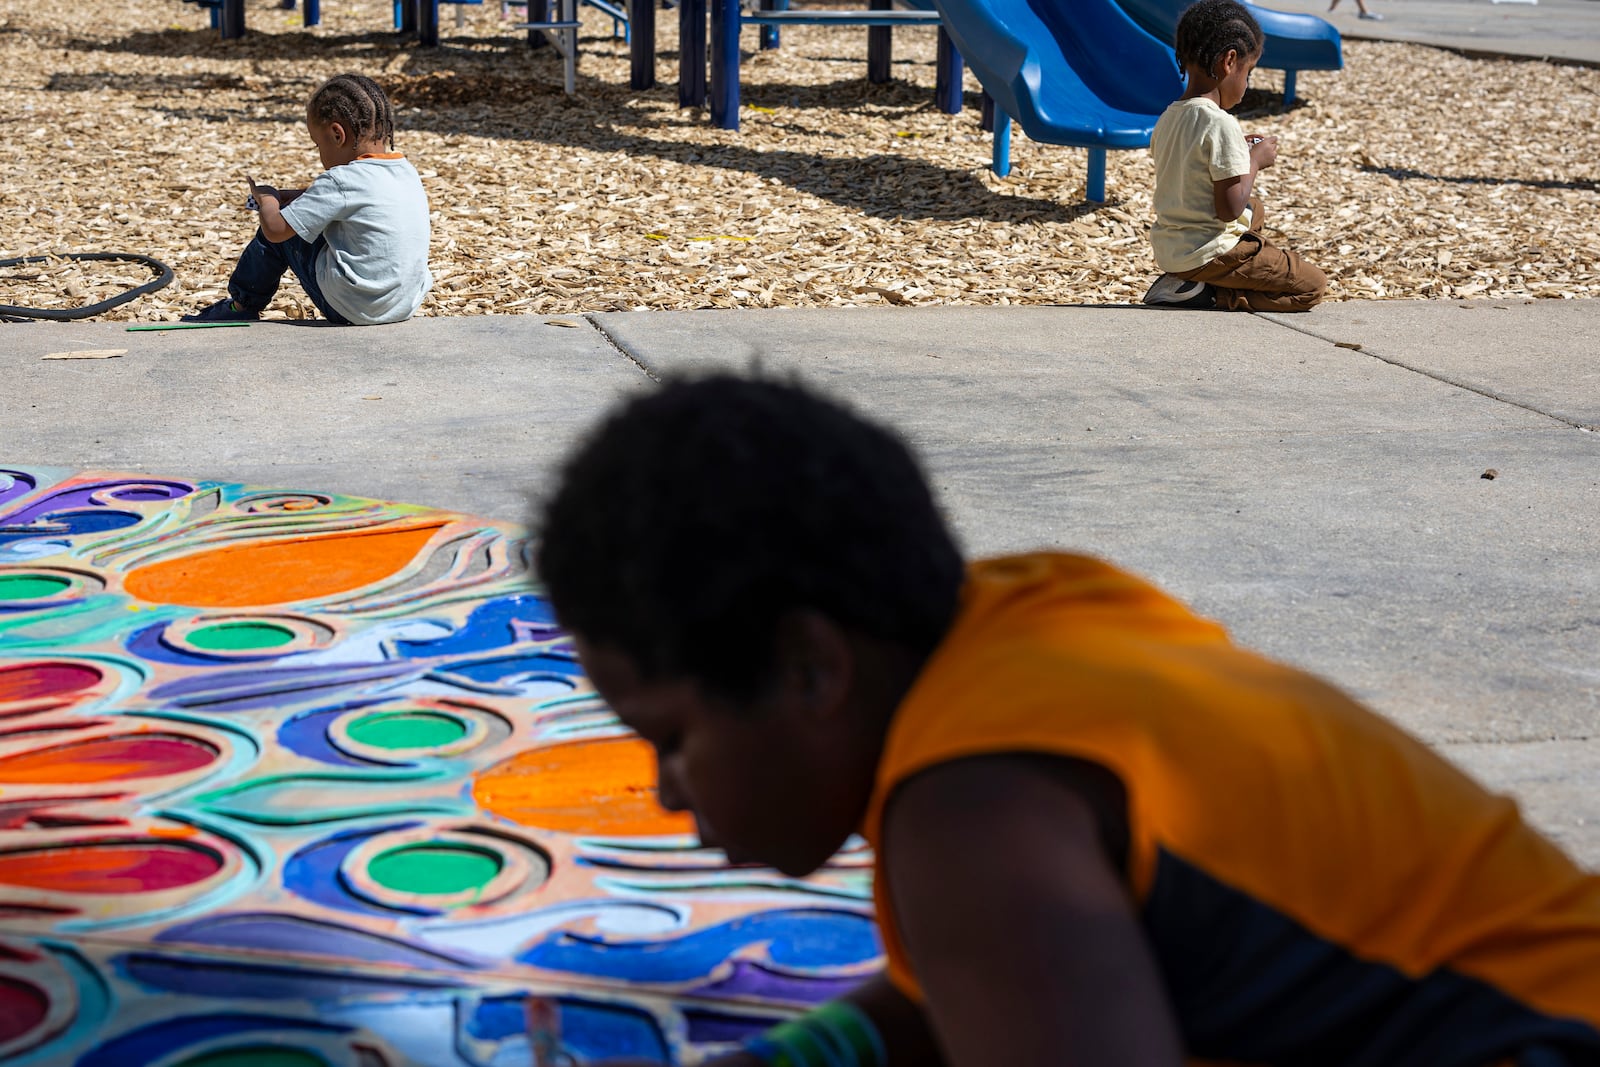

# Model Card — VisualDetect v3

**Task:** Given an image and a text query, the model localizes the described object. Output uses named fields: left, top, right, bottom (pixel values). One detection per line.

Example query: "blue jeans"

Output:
left=228, top=229, right=352, bottom=325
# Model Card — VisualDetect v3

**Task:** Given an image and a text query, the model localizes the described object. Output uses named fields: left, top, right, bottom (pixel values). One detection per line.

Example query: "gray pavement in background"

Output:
left=1262, top=0, right=1600, bottom=65
left=4, top=300, right=1597, bottom=864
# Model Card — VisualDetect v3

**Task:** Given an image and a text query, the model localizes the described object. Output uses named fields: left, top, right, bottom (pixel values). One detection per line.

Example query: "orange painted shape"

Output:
left=473, top=735, right=694, bottom=837
left=0, top=662, right=103, bottom=704
left=0, top=734, right=218, bottom=784
left=123, top=523, right=446, bottom=607
left=0, top=976, right=48, bottom=1043
left=0, top=840, right=223, bottom=893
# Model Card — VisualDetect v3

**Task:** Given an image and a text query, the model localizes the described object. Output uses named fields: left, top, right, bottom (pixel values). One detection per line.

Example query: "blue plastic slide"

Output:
left=930, top=0, right=1183, bottom=198
left=1112, top=0, right=1341, bottom=104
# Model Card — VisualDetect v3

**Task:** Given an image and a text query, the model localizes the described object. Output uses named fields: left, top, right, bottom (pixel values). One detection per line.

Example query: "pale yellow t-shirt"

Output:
left=1149, top=97, right=1252, bottom=273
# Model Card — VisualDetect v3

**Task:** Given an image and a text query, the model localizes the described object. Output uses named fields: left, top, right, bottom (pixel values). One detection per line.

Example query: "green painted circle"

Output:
left=173, top=1048, right=328, bottom=1067
left=186, top=620, right=296, bottom=651
left=0, top=574, right=72, bottom=600
left=346, top=710, right=469, bottom=750
left=368, top=843, right=503, bottom=896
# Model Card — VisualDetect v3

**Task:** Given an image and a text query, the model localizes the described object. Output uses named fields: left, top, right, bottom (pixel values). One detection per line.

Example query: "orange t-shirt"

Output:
left=863, top=553, right=1600, bottom=1063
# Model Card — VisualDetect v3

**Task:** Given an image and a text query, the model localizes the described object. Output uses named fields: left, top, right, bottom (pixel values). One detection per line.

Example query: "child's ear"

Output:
left=330, top=121, right=348, bottom=146
left=773, top=610, right=852, bottom=717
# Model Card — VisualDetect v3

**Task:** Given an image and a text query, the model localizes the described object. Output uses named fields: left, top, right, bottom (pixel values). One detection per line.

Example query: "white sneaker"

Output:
left=1359, top=11, right=1384, bottom=19
left=1142, top=274, right=1215, bottom=308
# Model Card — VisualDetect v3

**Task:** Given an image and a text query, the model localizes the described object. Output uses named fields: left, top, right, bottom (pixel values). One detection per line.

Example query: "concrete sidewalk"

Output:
left=4, top=299, right=1598, bottom=863
left=1263, top=0, right=1600, bottom=66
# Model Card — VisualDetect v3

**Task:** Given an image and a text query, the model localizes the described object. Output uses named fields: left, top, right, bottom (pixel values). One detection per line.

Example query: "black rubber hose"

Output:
left=0, top=252, right=175, bottom=321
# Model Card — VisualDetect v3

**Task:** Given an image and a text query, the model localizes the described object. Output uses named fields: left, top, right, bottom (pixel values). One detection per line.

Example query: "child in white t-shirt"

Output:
left=1143, top=0, right=1325, bottom=312
left=183, top=73, right=432, bottom=325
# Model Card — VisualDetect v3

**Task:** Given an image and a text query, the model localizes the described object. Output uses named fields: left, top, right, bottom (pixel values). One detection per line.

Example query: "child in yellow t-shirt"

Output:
left=1144, top=0, right=1326, bottom=311
left=537, top=375, right=1600, bottom=1067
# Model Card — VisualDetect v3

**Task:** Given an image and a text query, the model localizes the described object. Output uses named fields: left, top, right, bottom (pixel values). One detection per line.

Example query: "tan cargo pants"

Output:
left=1177, top=197, right=1327, bottom=312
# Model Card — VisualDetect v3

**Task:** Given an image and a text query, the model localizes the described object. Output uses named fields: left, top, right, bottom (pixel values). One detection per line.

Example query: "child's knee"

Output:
left=1298, top=261, right=1328, bottom=305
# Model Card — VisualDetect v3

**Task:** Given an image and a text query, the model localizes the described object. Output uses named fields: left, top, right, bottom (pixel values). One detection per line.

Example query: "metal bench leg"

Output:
left=680, top=0, right=707, bottom=109
left=528, top=0, right=548, bottom=46
left=1086, top=147, right=1105, bottom=202
left=867, top=0, right=891, bottom=83
left=220, top=0, right=245, bottom=37
left=992, top=108, right=1010, bottom=176
left=760, top=0, right=784, bottom=50
left=564, top=0, right=577, bottom=93
left=935, top=27, right=961, bottom=114
left=709, top=0, right=739, bottom=128
left=630, top=0, right=655, bottom=87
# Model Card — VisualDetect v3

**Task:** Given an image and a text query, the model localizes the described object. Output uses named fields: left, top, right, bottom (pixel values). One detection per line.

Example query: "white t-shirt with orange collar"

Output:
left=281, top=153, right=433, bottom=325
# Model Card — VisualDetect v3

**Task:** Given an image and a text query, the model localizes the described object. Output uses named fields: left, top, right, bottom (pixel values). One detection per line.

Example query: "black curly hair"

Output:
left=535, top=374, right=965, bottom=702
left=1175, top=0, right=1264, bottom=80
left=308, top=73, right=395, bottom=151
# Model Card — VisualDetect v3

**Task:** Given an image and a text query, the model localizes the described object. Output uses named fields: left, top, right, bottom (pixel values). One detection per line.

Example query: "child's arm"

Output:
left=247, top=176, right=298, bottom=243
left=884, top=754, right=1183, bottom=1066
left=1213, top=136, right=1278, bottom=223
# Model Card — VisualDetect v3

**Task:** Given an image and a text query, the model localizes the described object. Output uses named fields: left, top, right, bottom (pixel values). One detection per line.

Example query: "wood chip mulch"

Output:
left=2, top=0, right=1597, bottom=319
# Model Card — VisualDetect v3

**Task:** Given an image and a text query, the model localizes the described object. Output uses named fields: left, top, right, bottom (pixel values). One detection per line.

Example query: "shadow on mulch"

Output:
left=1356, top=164, right=1599, bottom=193
left=54, top=28, right=1097, bottom=221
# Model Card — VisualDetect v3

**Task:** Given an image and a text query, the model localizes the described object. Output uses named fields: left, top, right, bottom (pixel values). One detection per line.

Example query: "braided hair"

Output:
left=308, top=73, right=396, bottom=151
left=1174, top=0, right=1263, bottom=80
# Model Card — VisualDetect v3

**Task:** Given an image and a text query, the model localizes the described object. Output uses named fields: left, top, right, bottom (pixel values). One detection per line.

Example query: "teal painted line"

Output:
left=126, top=321, right=253, bottom=331
left=594, top=875, right=873, bottom=901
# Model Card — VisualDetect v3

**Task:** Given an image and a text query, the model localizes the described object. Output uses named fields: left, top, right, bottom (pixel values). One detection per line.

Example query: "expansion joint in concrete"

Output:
left=1258, top=315, right=1596, bottom=432
left=584, top=314, right=660, bottom=383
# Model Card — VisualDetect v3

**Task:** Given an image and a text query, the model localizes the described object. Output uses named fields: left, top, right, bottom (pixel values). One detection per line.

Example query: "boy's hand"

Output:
left=246, top=175, right=298, bottom=242
left=1248, top=135, right=1279, bottom=169
left=246, top=175, right=279, bottom=207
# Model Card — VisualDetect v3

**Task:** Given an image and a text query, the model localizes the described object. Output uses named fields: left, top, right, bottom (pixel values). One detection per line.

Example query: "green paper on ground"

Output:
left=126, top=321, right=253, bottom=331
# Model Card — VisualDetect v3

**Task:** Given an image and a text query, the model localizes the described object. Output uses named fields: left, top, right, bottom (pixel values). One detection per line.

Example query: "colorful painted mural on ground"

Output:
left=0, top=467, right=879, bottom=1066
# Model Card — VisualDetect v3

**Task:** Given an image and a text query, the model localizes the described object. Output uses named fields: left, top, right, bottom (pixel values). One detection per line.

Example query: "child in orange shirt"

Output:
left=536, top=374, right=1600, bottom=1067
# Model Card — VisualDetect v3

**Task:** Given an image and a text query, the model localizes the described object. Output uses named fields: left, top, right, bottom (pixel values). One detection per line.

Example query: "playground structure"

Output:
left=705, top=0, right=963, bottom=128
left=0, top=466, right=881, bottom=1065
left=178, top=0, right=1337, bottom=197
left=1114, top=0, right=1343, bottom=108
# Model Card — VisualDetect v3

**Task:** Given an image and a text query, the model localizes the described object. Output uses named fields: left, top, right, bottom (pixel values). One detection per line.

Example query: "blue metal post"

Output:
left=759, top=0, right=785, bottom=51
left=528, top=0, right=549, bottom=46
left=393, top=0, right=402, bottom=26
left=709, top=0, right=739, bottom=128
left=220, top=0, right=245, bottom=37
left=1282, top=69, right=1297, bottom=111
left=992, top=109, right=1010, bottom=177
left=304, top=0, right=320, bottom=26
left=419, top=0, right=440, bottom=44
left=629, top=0, right=655, bottom=87
left=935, top=27, right=961, bottom=114
left=866, top=0, right=891, bottom=83
left=400, top=0, right=417, bottom=35
left=209, top=4, right=221, bottom=29
left=1086, top=148, right=1106, bottom=201
left=679, top=0, right=708, bottom=109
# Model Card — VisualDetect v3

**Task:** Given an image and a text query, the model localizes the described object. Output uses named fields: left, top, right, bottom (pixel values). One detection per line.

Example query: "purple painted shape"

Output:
left=683, top=1007, right=786, bottom=1044
left=0, top=478, right=193, bottom=525
left=154, top=912, right=479, bottom=971
left=0, top=471, right=38, bottom=510
left=146, top=661, right=422, bottom=711
left=690, top=960, right=867, bottom=1006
